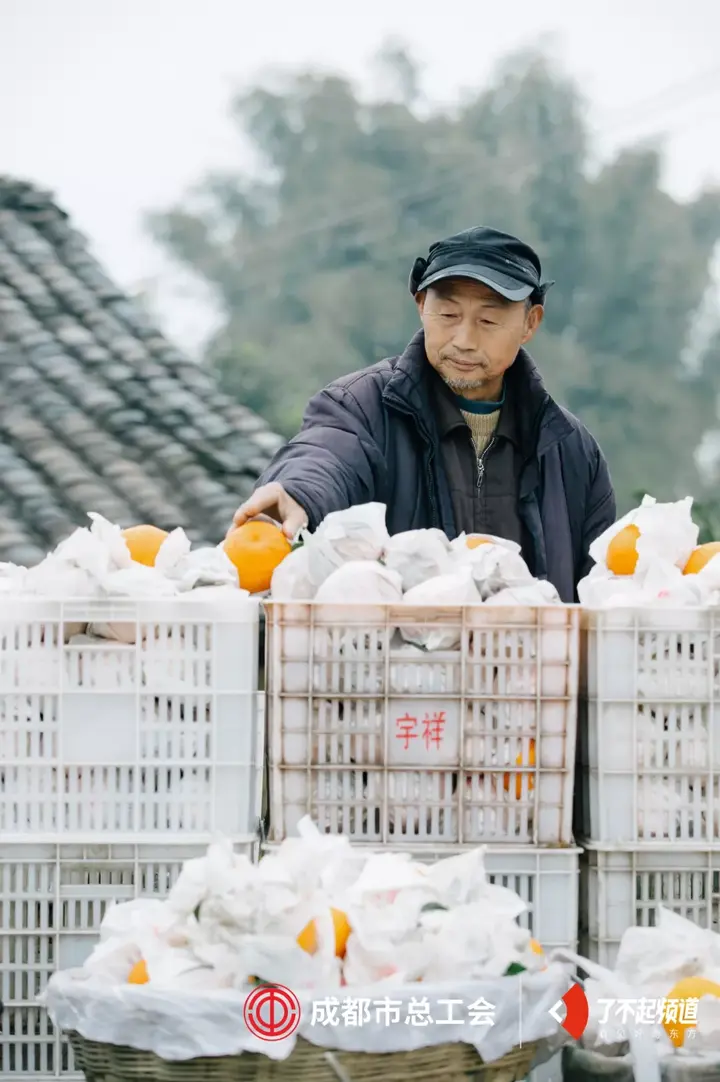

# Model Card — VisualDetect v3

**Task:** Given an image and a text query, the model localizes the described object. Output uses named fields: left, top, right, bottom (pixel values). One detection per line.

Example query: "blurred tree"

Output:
left=148, top=47, right=720, bottom=513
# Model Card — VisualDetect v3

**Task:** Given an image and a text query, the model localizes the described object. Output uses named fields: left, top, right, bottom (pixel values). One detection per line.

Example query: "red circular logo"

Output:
left=243, top=984, right=301, bottom=1041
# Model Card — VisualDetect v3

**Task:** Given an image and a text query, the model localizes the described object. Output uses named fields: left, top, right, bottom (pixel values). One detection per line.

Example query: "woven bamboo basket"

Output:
left=68, top=1032, right=538, bottom=1082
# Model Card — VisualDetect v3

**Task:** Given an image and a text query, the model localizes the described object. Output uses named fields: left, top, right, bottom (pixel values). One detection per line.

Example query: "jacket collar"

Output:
left=383, top=330, right=572, bottom=458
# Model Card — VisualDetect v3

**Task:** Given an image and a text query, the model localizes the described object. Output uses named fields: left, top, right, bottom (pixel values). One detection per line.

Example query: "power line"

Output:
left=184, top=65, right=720, bottom=291
left=596, top=65, right=720, bottom=131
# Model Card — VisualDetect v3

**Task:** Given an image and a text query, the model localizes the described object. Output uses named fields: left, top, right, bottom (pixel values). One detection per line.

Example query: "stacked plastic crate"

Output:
left=263, top=599, right=581, bottom=954
left=0, top=595, right=264, bottom=1080
left=578, top=608, right=720, bottom=967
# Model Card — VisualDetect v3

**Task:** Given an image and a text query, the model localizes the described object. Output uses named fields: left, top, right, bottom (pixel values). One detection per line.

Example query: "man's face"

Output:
left=417, top=278, right=543, bottom=400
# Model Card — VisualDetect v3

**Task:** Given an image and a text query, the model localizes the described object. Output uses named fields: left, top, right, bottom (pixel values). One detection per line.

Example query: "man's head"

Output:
left=409, top=226, right=552, bottom=400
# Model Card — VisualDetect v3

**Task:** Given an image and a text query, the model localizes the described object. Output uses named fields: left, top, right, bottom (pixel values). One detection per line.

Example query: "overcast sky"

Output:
left=2, top=0, right=720, bottom=352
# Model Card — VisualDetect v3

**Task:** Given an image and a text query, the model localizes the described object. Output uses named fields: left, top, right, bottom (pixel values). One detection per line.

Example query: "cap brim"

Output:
left=416, top=263, right=535, bottom=301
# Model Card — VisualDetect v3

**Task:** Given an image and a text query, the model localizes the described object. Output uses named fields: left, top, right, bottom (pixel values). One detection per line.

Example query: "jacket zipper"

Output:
left=476, top=437, right=495, bottom=492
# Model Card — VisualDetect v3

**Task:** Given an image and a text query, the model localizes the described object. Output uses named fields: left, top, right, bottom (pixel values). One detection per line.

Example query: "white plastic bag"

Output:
left=451, top=533, right=522, bottom=556
left=399, top=566, right=480, bottom=650
left=270, top=545, right=316, bottom=600
left=89, top=566, right=177, bottom=643
left=23, top=552, right=101, bottom=601
left=0, top=562, right=27, bottom=594
left=41, top=818, right=575, bottom=1063
left=420, top=904, right=529, bottom=982
left=43, top=967, right=569, bottom=1063
left=694, top=553, right=720, bottom=602
left=484, top=581, right=560, bottom=605
left=305, top=503, right=390, bottom=588
left=578, top=560, right=707, bottom=608
left=151, top=528, right=193, bottom=572
left=165, top=547, right=239, bottom=592
left=463, top=544, right=536, bottom=600
left=555, top=909, right=720, bottom=1066
left=314, top=561, right=403, bottom=605
left=383, top=529, right=452, bottom=591
left=589, top=495, right=699, bottom=576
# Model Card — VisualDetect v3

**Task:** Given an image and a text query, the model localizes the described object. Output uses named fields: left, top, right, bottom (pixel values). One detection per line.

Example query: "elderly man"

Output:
left=232, top=226, right=615, bottom=600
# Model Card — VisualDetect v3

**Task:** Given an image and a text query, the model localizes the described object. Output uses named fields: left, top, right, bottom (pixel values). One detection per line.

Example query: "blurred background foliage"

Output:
left=148, top=47, right=720, bottom=518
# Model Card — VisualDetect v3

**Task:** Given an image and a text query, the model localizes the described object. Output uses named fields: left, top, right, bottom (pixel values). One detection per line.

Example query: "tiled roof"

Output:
left=0, top=177, right=283, bottom=565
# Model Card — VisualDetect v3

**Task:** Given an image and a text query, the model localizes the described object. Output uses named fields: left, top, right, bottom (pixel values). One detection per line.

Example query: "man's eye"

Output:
left=440, top=313, right=457, bottom=320
left=481, top=319, right=497, bottom=326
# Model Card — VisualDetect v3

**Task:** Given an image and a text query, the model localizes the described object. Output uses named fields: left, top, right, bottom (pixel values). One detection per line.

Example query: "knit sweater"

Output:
left=455, top=390, right=505, bottom=456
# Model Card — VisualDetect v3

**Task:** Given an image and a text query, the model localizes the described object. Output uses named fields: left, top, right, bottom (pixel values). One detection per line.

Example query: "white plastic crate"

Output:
left=0, top=596, right=263, bottom=838
left=265, top=600, right=579, bottom=846
left=260, top=842, right=579, bottom=951
left=580, top=608, right=720, bottom=844
left=579, top=843, right=720, bottom=969
left=0, top=839, right=258, bottom=1079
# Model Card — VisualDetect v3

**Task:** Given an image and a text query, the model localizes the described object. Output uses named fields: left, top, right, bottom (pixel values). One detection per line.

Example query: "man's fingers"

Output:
left=281, top=503, right=309, bottom=540
left=227, top=483, right=308, bottom=540
left=230, top=486, right=281, bottom=531
left=226, top=511, right=274, bottom=538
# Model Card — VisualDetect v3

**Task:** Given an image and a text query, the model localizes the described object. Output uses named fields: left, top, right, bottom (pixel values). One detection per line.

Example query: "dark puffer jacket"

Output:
left=256, top=331, right=616, bottom=601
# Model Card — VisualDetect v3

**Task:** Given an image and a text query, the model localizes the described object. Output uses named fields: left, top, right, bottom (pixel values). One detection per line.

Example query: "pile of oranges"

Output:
left=607, top=526, right=720, bottom=578
left=126, top=911, right=353, bottom=987
left=120, top=520, right=292, bottom=594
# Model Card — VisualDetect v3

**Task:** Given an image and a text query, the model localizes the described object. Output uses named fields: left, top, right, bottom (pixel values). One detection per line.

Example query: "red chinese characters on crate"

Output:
left=395, top=711, right=447, bottom=751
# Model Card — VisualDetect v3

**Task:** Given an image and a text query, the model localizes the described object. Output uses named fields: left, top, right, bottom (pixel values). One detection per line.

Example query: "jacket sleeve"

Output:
left=254, top=385, right=388, bottom=531
left=578, top=446, right=616, bottom=582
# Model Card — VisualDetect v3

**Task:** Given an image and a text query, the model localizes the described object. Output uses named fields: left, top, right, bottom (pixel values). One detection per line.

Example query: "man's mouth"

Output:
left=446, top=359, right=480, bottom=371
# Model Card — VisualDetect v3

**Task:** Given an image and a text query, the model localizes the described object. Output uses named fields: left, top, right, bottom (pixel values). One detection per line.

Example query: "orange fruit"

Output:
left=503, top=738, right=536, bottom=800
left=122, top=525, right=169, bottom=567
left=297, top=908, right=352, bottom=959
left=683, top=542, right=720, bottom=575
left=466, top=537, right=492, bottom=550
left=606, top=524, right=640, bottom=576
left=661, top=976, right=720, bottom=1048
left=223, top=522, right=292, bottom=594
left=296, top=920, right=317, bottom=954
left=128, top=959, right=149, bottom=984
left=528, top=938, right=547, bottom=971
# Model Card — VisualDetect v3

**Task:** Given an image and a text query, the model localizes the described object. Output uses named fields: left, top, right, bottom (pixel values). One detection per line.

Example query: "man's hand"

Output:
left=228, top=482, right=309, bottom=540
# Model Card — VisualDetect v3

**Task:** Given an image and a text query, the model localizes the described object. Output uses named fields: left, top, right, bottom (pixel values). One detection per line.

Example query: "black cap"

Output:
left=409, top=226, right=554, bottom=303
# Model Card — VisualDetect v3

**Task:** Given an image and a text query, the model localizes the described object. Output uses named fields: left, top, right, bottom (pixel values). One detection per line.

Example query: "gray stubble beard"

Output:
left=441, top=375, right=488, bottom=393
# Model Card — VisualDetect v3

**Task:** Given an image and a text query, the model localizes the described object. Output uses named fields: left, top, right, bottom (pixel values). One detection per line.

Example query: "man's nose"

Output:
left=452, top=320, right=480, bottom=351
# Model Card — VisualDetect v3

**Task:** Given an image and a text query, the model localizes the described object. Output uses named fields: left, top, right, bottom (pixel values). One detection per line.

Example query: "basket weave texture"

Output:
left=68, top=1032, right=538, bottom=1082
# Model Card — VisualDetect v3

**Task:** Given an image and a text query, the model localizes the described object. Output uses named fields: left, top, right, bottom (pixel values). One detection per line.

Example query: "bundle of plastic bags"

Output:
left=553, top=909, right=720, bottom=1082
left=56, top=817, right=547, bottom=993
left=41, top=818, right=571, bottom=1065
left=0, top=513, right=247, bottom=643
left=579, top=495, right=720, bottom=608
left=270, top=504, right=560, bottom=618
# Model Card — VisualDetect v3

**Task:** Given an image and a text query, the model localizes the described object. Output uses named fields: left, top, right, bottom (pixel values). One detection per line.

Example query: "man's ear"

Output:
left=415, top=290, right=426, bottom=317
left=521, top=303, right=544, bottom=344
